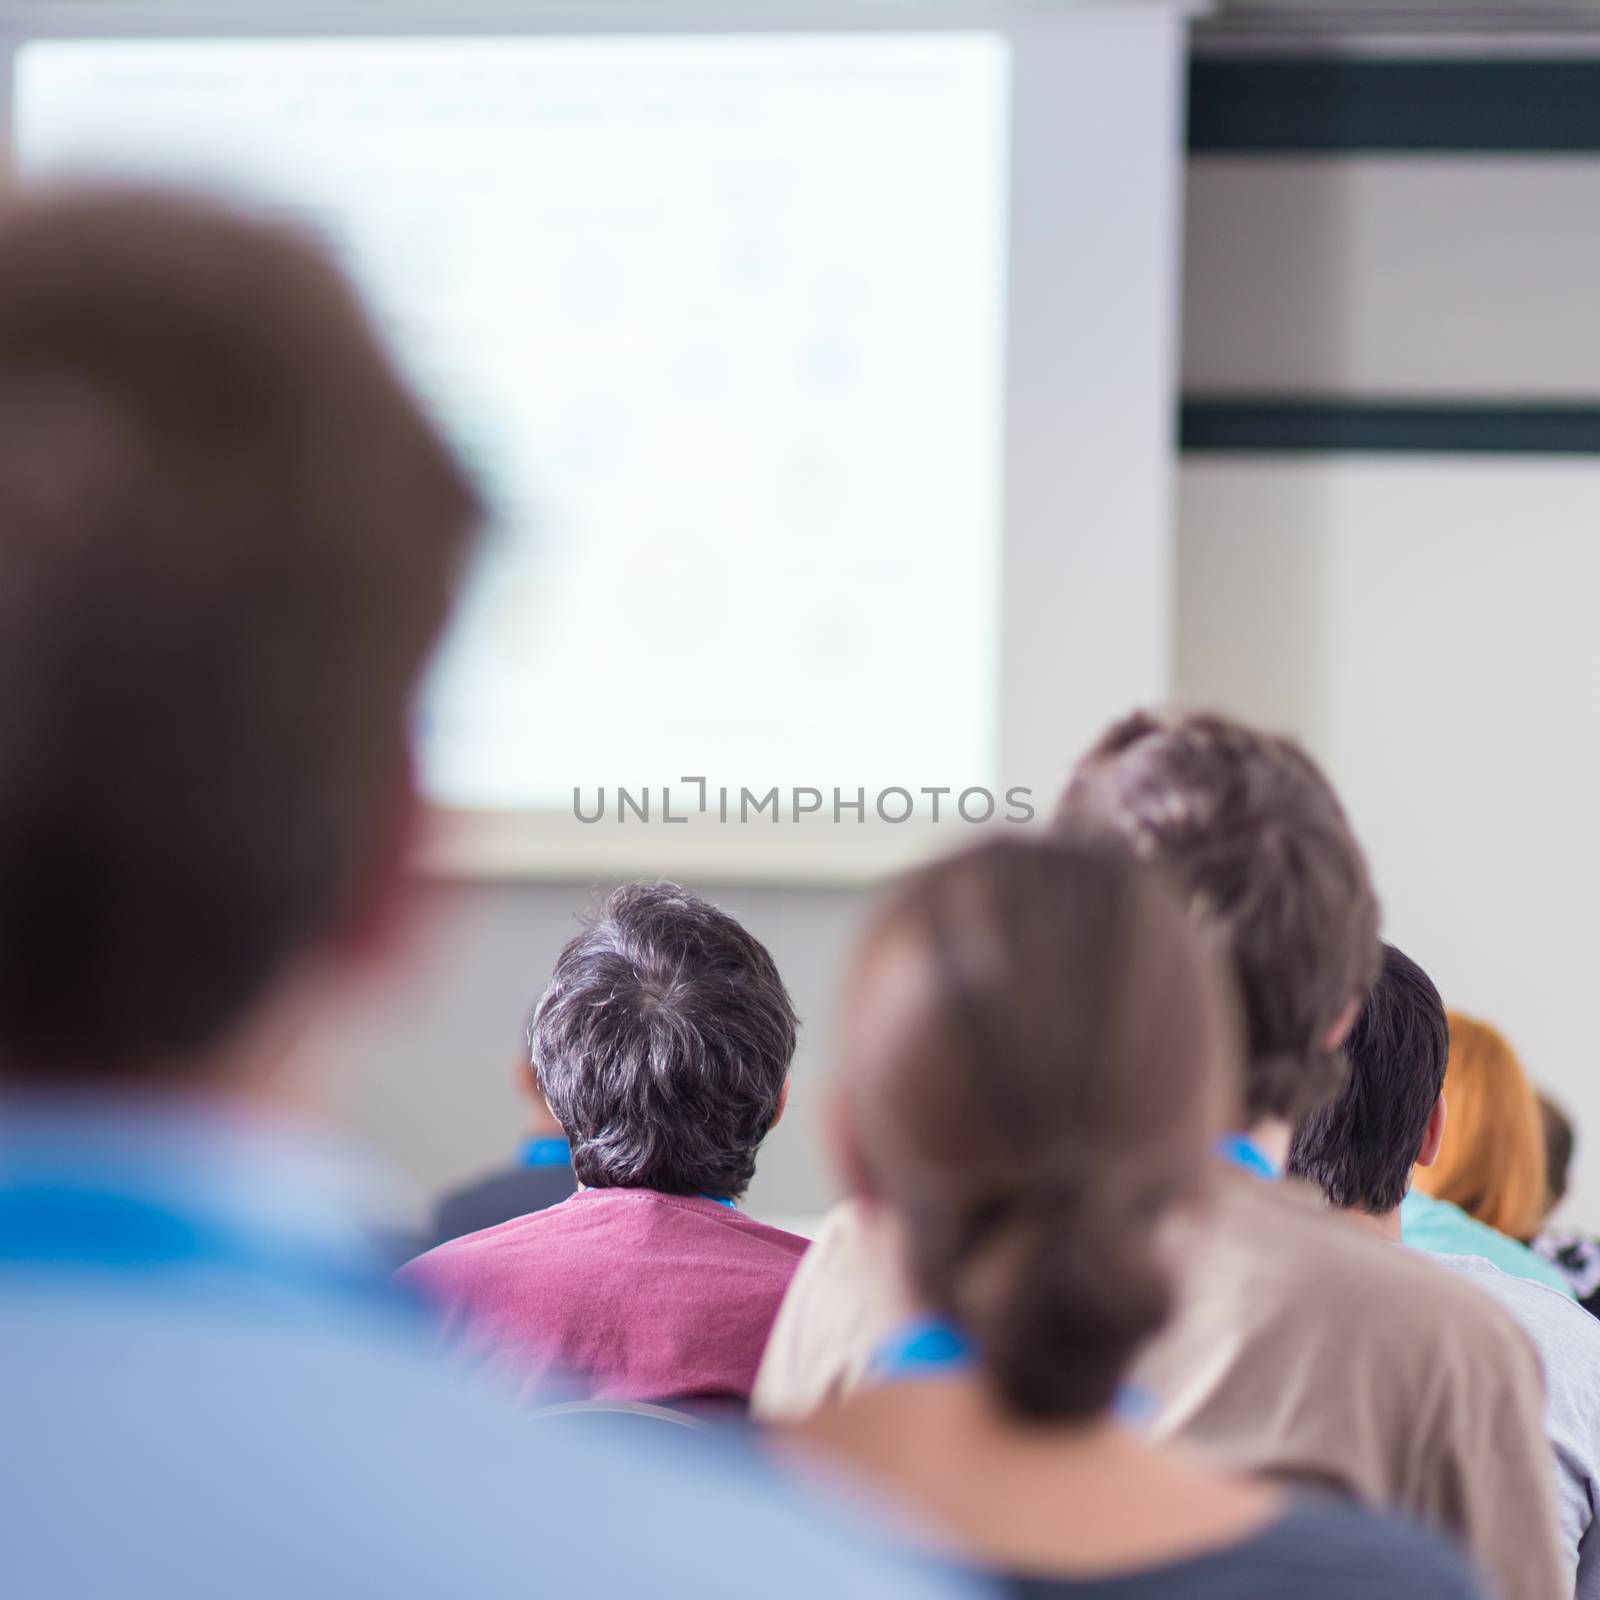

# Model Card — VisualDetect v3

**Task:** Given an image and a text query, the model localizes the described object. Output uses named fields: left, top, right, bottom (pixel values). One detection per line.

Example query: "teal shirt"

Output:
left=1402, top=1189, right=1575, bottom=1299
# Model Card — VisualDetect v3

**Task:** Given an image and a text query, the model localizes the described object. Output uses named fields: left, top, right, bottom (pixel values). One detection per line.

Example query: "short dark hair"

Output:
left=529, top=883, right=798, bottom=1197
left=845, top=837, right=1239, bottom=1423
left=0, top=189, right=479, bottom=1077
left=1056, top=709, right=1380, bottom=1124
left=1288, top=943, right=1447, bottom=1214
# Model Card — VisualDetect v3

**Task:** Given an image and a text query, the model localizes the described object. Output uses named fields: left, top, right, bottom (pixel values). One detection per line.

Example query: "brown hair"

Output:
left=0, top=188, right=480, bottom=1076
left=1414, top=1012, right=1548, bottom=1241
left=841, top=836, right=1239, bottom=1423
left=1056, top=709, right=1380, bottom=1124
left=1540, top=1092, right=1574, bottom=1216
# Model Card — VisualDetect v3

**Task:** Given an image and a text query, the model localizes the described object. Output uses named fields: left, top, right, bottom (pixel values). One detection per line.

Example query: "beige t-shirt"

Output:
left=753, top=1173, right=1564, bottom=1600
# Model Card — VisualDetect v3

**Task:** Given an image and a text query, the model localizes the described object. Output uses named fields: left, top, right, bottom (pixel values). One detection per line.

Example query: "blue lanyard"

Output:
left=1217, top=1134, right=1279, bottom=1180
left=871, top=1316, right=976, bottom=1379
left=699, top=1193, right=736, bottom=1208
left=0, top=1180, right=410, bottom=1317
left=520, top=1136, right=571, bottom=1169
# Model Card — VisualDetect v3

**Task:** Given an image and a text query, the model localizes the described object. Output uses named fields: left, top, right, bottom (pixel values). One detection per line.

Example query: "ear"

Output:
left=1416, top=1093, right=1448, bottom=1169
left=1325, top=993, right=1362, bottom=1051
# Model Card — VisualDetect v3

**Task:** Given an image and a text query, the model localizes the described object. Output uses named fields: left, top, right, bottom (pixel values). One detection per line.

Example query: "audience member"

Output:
left=402, top=882, right=807, bottom=1402
left=0, top=187, right=978, bottom=1600
left=786, top=838, right=1486, bottom=1599
left=1405, top=1012, right=1575, bottom=1296
left=1543, top=1094, right=1578, bottom=1217
left=754, top=709, right=1562, bottom=1600
left=430, top=1063, right=577, bottom=1248
left=1535, top=1094, right=1600, bottom=1315
left=1291, top=944, right=1600, bottom=1598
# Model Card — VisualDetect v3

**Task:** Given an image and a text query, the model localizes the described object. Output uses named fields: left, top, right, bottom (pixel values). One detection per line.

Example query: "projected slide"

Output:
left=16, top=36, right=1010, bottom=817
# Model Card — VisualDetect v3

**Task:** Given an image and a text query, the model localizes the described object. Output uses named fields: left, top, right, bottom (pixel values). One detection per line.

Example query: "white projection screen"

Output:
left=3, top=2, right=1192, bottom=881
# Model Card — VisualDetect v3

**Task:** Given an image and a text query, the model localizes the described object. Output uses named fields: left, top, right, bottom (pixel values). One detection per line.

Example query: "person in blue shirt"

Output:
left=0, top=186, right=975, bottom=1600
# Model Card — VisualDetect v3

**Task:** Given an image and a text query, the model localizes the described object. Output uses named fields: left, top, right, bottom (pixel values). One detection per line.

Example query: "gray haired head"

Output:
left=529, top=882, right=798, bottom=1197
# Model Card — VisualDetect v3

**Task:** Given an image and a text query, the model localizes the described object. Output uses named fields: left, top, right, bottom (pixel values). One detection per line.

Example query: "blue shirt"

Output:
left=0, top=1099, right=979, bottom=1600
left=1402, top=1188, right=1575, bottom=1300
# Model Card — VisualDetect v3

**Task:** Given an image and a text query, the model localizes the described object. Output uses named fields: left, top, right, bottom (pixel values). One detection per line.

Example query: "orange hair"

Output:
left=1413, top=1011, right=1548, bottom=1241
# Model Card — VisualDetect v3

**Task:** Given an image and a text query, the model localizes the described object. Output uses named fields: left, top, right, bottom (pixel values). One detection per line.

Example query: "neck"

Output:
left=1344, top=1205, right=1403, bottom=1243
left=1243, top=1117, right=1292, bottom=1171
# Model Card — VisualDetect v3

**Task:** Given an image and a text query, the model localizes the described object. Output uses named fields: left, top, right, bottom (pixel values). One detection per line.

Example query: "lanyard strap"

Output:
left=871, top=1317, right=976, bottom=1380
left=0, top=1180, right=407, bottom=1316
left=1216, top=1133, right=1279, bottom=1180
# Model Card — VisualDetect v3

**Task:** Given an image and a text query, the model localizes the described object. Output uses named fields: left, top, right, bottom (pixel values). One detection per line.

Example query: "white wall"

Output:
left=1178, top=155, right=1600, bottom=1223
left=1184, top=156, right=1600, bottom=397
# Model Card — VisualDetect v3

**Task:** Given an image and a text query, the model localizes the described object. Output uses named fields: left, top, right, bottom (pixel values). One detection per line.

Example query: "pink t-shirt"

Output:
left=399, top=1187, right=808, bottom=1403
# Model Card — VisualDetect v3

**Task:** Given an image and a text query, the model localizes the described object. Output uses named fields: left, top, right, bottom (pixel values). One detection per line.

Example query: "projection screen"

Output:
left=4, top=2, right=1193, bottom=881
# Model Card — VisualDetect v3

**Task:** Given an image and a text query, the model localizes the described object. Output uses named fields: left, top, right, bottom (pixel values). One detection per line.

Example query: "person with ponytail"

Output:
left=757, top=710, right=1560, bottom=1600
left=784, top=836, right=1484, bottom=1599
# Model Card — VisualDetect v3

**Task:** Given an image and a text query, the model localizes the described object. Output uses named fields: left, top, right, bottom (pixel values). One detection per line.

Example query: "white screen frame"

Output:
left=1, top=0, right=1195, bottom=884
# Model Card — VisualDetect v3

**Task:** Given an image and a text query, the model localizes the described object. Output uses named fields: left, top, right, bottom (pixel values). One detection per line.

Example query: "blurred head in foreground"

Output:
left=1414, top=1011, right=1548, bottom=1242
left=531, top=881, right=798, bottom=1199
left=0, top=188, right=480, bottom=1089
left=1056, top=708, right=1380, bottom=1133
left=836, top=835, right=1238, bottom=1420
left=0, top=187, right=1005, bottom=1600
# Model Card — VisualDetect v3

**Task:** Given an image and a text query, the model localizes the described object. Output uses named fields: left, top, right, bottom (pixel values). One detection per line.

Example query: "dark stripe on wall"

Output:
left=1189, top=59, right=1600, bottom=153
left=1181, top=401, right=1600, bottom=454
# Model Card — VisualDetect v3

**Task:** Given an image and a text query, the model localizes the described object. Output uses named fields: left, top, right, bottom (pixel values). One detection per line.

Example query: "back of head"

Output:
left=1540, top=1093, right=1574, bottom=1217
left=530, top=882, right=798, bottom=1197
left=0, top=188, right=480, bottom=1080
left=1289, top=943, right=1447, bottom=1214
left=1415, top=1012, right=1547, bottom=1240
left=1056, top=708, right=1380, bottom=1124
left=841, top=836, right=1239, bottom=1423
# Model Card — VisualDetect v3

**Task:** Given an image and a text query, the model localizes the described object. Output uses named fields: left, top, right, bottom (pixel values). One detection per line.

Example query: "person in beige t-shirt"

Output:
left=754, top=711, right=1563, bottom=1600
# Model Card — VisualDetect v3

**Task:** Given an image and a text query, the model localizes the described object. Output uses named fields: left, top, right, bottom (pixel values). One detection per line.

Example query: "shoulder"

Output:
left=1223, top=1179, right=1507, bottom=1305
left=1202, top=1178, right=1541, bottom=1376
left=752, top=1201, right=914, bottom=1422
left=781, top=1200, right=908, bottom=1308
left=1004, top=1502, right=1487, bottom=1600
left=1437, top=1253, right=1600, bottom=1391
left=800, top=1199, right=890, bottom=1272
left=396, top=1205, right=564, bottom=1295
left=431, top=1167, right=552, bottom=1240
left=1238, top=1499, right=1490, bottom=1598
left=1435, top=1252, right=1588, bottom=1321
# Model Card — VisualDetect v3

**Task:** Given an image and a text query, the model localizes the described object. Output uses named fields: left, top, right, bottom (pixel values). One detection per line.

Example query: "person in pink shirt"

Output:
left=401, top=881, right=805, bottom=1404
